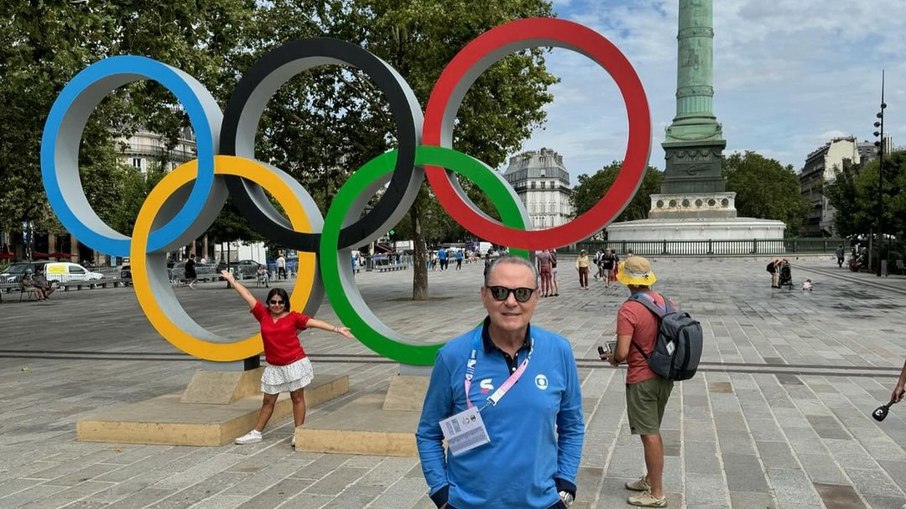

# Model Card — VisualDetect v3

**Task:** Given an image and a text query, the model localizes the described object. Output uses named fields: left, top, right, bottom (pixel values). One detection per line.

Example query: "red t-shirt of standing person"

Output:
left=250, top=301, right=310, bottom=366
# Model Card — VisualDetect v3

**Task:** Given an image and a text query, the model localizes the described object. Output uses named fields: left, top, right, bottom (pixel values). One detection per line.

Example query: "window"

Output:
left=531, top=182, right=536, bottom=189
left=541, top=182, right=546, bottom=189
left=132, top=158, right=142, bottom=169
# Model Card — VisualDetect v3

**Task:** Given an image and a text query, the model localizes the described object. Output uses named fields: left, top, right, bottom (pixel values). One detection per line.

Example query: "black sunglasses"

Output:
left=487, top=286, right=536, bottom=303
left=267, top=299, right=285, bottom=305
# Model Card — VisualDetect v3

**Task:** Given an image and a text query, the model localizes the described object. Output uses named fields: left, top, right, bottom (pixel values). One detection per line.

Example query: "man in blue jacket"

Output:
left=416, top=255, right=585, bottom=509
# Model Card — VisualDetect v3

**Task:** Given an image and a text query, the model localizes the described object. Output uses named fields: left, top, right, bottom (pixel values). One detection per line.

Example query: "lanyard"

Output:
left=464, top=334, right=533, bottom=410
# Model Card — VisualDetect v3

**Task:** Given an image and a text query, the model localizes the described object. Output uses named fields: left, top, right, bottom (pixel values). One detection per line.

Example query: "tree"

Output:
left=722, top=151, right=809, bottom=236
left=571, top=162, right=663, bottom=231
left=826, top=150, right=906, bottom=257
left=243, top=0, right=557, bottom=300
left=0, top=0, right=255, bottom=253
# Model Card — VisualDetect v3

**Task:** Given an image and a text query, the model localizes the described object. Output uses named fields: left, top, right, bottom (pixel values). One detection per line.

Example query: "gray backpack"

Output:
left=628, top=293, right=702, bottom=381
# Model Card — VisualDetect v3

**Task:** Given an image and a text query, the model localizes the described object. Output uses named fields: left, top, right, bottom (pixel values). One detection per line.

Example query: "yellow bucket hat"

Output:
left=616, top=256, right=657, bottom=286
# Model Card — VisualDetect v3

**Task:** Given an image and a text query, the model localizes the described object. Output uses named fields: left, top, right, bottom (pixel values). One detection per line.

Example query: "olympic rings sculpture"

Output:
left=41, top=18, right=651, bottom=366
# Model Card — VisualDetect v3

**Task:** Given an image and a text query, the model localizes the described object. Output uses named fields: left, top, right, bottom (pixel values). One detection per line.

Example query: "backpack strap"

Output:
left=626, top=292, right=669, bottom=359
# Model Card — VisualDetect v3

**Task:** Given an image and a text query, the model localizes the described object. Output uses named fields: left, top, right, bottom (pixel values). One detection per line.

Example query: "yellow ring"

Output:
left=130, top=155, right=319, bottom=361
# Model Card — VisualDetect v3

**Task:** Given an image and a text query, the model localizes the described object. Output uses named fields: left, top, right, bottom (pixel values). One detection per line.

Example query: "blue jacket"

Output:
left=416, top=321, right=585, bottom=509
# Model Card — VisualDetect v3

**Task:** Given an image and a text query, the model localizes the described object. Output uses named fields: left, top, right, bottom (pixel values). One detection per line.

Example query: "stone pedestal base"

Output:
left=606, top=217, right=786, bottom=254
left=648, top=192, right=737, bottom=219
left=77, top=371, right=349, bottom=446
left=294, top=375, right=427, bottom=457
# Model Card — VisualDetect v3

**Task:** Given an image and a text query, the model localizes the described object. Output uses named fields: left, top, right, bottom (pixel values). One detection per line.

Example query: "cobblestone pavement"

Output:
left=1, top=256, right=906, bottom=508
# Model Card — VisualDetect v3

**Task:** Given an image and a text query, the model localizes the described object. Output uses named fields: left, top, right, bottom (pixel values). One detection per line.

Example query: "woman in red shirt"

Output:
left=221, top=270, right=353, bottom=447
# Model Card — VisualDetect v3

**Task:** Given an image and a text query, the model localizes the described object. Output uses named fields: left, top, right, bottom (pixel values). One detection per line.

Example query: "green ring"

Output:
left=320, top=145, right=529, bottom=365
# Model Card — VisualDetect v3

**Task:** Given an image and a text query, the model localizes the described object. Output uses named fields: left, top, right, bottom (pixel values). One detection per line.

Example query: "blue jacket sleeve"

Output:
left=416, top=351, right=454, bottom=504
left=555, top=344, right=585, bottom=488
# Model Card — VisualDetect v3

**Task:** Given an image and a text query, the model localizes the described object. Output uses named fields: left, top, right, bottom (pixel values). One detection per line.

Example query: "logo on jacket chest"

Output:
left=479, top=378, right=494, bottom=394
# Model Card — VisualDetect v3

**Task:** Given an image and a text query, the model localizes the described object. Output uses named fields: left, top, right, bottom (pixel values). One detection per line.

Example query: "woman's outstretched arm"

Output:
left=221, top=270, right=257, bottom=310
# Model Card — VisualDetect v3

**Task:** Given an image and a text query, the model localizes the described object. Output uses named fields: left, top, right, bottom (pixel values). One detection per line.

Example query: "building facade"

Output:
left=120, top=127, right=197, bottom=174
left=501, top=148, right=573, bottom=229
left=799, top=136, right=881, bottom=237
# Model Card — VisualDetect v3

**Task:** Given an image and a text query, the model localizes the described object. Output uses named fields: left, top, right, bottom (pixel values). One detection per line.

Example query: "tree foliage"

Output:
left=243, top=0, right=556, bottom=299
left=826, top=150, right=906, bottom=246
left=2, top=0, right=555, bottom=300
left=722, top=151, right=809, bottom=236
left=572, top=162, right=663, bottom=230
left=0, top=0, right=255, bottom=237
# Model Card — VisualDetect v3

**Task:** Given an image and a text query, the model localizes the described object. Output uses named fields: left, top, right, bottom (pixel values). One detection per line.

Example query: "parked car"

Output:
left=228, top=259, right=262, bottom=280
left=0, top=261, right=51, bottom=283
left=119, top=264, right=132, bottom=279
left=44, top=262, right=104, bottom=283
left=170, top=261, right=216, bottom=283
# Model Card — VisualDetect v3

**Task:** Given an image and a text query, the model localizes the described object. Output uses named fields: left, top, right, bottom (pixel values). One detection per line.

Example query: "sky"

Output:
left=514, top=0, right=906, bottom=179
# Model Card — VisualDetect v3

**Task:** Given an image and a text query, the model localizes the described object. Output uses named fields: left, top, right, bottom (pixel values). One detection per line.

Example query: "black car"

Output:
left=0, top=261, right=51, bottom=283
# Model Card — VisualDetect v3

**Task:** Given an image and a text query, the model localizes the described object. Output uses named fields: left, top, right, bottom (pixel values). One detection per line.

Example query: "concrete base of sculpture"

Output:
left=77, top=369, right=349, bottom=446
left=647, top=192, right=737, bottom=219
left=606, top=216, right=786, bottom=255
left=294, top=375, right=428, bottom=457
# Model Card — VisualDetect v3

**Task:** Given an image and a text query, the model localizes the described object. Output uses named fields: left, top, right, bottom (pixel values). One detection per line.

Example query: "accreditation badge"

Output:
left=439, top=406, right=490, bottom=456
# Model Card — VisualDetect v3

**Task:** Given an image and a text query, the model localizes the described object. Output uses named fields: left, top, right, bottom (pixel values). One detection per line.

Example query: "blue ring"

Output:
left=41, top=56, right=219, bottom=256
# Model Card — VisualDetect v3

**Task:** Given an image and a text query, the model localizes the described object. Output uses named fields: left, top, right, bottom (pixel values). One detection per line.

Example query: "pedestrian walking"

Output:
left=576, top=249, right=590, bottom=289
left=536, top=249, right=554, bottom=297
left=185, top=254, right=197, bottom=289
left=550, top=248, right=560, bottom=296
left=276, top=254, right=287, bottom=280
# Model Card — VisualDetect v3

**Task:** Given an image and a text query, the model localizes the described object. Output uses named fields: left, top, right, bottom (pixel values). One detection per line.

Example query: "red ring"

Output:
left=423, top=17, right=651, bottom=249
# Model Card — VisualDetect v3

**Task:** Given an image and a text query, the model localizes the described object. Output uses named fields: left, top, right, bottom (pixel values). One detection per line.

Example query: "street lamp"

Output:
left=872, top=70, right=886, bottom=276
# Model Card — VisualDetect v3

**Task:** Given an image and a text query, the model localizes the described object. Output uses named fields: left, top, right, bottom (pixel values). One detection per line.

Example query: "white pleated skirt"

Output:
left=260, top=357, right=314, bottom=394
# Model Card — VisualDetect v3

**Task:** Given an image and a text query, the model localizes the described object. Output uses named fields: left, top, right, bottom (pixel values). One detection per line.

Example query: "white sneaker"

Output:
left=291, top=435, right=296, bottom=448
left=234, top=430, right=262, bottom=445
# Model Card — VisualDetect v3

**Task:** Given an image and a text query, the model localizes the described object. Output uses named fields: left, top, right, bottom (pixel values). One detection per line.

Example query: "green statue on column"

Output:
left=661, top=0, right=726, bottom=194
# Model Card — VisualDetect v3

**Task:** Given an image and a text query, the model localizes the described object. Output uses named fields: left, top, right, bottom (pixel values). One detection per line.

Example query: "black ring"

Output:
left=220, top=38, right=423, bottom=251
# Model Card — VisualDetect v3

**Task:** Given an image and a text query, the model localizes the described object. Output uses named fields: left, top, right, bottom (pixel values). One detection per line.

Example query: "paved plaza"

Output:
left=2, top=256, right=906, bottom=508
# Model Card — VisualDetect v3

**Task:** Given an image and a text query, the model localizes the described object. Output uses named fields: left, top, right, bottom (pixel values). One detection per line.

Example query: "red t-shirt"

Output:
left=616, top=291, right=667, bottom=384
left=251, top=301, right=310, bottom=366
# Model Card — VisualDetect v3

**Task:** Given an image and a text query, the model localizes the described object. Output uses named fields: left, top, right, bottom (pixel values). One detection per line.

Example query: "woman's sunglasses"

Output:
left=267, top=299, right=285, bottom=306
left=486, top=286, right=536, bottom=303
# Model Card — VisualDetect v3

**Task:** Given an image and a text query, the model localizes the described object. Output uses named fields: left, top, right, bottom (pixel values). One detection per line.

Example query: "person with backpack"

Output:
left=600, top=256, right=679, bottom=507
left=601, top=249, right=618, bottom=288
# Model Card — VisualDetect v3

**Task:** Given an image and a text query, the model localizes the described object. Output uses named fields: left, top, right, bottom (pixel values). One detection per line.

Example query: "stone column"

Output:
left=660, top=0, right=727, bottom=195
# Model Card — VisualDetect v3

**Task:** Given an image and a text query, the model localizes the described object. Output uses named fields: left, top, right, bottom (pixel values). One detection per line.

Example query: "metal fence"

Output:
left=576, top=238, right=849, bottom=256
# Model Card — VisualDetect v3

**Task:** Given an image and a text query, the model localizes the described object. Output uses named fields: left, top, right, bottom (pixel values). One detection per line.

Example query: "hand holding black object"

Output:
left=872, top=398, right=897, bottom=422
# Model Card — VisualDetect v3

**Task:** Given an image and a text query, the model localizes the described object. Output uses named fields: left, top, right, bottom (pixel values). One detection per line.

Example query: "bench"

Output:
left=0, top=282, right=41, bottom=302
left=0, top=282, right=19, bottom=302
left=377, top=264, right=408, bottom=272
left=57, top=278, right=133, bottom=291
left=20, top=286, right=42, bottom=301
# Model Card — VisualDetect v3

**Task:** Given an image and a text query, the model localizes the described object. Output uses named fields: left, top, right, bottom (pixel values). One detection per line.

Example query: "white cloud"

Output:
left=513, top=0, right=906, bottom=178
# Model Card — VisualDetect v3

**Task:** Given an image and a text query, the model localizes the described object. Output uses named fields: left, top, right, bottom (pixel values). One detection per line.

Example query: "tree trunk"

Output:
left=411, top=201, right=428, bottom=301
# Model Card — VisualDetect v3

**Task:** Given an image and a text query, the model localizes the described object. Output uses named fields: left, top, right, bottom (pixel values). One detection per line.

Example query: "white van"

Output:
left=44, top=262, right=104, bottom=283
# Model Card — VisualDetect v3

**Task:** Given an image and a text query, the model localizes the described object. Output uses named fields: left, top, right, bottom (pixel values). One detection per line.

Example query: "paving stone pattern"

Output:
left=1, top=257, right=906, bottom=508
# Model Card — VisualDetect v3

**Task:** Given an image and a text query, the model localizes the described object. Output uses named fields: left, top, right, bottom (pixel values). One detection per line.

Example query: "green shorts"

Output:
left=626, top=376, right=674, bottom=435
